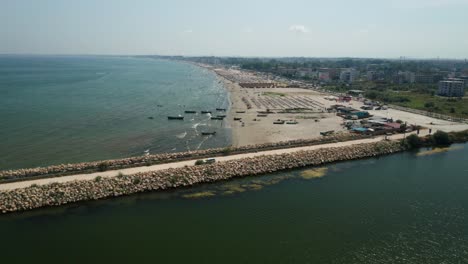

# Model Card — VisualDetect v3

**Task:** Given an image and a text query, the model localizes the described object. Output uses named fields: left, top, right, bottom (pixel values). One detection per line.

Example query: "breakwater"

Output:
left=0, top=140, right=404, bottom=213
left=0, top=133, right=371, bottom=182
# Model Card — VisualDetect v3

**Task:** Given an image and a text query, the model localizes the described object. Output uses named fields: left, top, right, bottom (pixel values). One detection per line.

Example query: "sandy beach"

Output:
left=203, top=66, right=468, bottom=147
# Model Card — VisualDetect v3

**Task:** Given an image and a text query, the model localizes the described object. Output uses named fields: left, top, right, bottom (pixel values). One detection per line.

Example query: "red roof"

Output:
left=384, top=123, right=401, bottom=129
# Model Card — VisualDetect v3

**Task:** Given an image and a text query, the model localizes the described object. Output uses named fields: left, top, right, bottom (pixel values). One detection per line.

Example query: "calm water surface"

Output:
left=1, top=145, right=467, bottom=263
left=0, top=55, right=230, bottom=170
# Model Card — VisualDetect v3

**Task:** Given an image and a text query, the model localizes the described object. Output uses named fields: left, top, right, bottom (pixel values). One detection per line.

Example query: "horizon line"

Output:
left=1, top=53, right=467, bottom=61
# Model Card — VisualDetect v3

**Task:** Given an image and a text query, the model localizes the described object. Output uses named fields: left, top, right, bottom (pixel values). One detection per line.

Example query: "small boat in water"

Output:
left=234, top=117, right=242, bottom=121
left=201, top=131, right=216, bottom=136
left=211, top=116, right=224, bottom=120
left=216, top=115, right=226, bottom=118
left=201, top=111, right=212, bottom=114
left=184, top=110, right=197, bottom=114
left=257, top=114, right=268, bottom=117
left=147, top=116, right=154, bottom=120
left=216, top=108, right=226, bottom=111
left=236, top=111, right=246, bottom=113
left=168, top=116, right=184, bottom=120
left=286, top=120, right=298, bottom=125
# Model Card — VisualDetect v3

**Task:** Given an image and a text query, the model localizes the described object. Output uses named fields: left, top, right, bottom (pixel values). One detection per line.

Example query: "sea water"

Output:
left=0, top=55, right=230, bottom=170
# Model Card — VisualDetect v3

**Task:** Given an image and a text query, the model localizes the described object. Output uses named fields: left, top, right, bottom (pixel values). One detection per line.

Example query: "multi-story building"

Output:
left=438, top=79, right=465, bottom=97
left=392, top=71, right=415, bottom=84
left=340, top=68, right=358, bottom=83
left=318, top=71, right=330, bottom=82
left=415, top=74, right=435, bottom=83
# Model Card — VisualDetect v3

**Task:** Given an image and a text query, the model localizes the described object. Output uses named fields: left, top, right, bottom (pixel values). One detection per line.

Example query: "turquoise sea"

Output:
left=0, top=55, right=230, bottom=170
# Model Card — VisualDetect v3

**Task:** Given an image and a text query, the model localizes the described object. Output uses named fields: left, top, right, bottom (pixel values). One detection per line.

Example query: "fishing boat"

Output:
left=286, top=120, right=298, bottom=125
left=234, top=117, right=242, bottom=121
left=211, top=116, right=224, bottom=120
left=216, top=108, right=226, bottom=111
left=201, top=110, right=212, bottom=114
left=184, top=110, right=196, bottom=114
left=168, top=116, right=184, bottom=120
left=147, top=116, right=154, bottom=120
left=201, top=131, right=216, bottom=135
left=257, top=114, right=268, bottom=117
left=273, top=120, right=285, bottom=124
left=320, top=130, right=335, bottom=136
left=236, top=111, right=246, bottom=113
left=216, top=115, right=226, bottom=118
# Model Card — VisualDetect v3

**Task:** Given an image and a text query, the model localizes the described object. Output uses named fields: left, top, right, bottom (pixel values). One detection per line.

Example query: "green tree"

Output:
left=432, top=131, right=451, bottom=146
left=404, top=134, right=422, bottom=149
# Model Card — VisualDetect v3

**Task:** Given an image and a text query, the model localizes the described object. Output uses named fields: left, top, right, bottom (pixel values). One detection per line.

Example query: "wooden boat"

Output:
left=184, top=110, right=196, bottom=114
left=286, top=120, right=298, bottom=124
left=216, top=108, right=226, bottom=111
left=167, top=116, right=184, bottom=120
left=320, top=130, right=335, bottom=136
left=201, top=132, right=216, bottom=135
left=201, top=111, right=212, bottom=114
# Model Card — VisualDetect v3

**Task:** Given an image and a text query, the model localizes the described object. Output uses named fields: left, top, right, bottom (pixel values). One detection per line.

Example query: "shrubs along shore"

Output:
left=0, top=140, right=404, bottom=214
left=0, top=133, right=371, bottom=181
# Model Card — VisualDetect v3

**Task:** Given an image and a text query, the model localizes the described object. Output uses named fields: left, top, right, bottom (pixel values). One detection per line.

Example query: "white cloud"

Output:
left=289, top=24, right=309, bottom=34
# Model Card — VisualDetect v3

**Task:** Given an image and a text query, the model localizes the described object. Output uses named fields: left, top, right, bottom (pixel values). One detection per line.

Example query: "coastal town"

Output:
left=193, top=60, right=468, bottom=147
left=1, top=56, right=468, bottom=213
left=4, top=1, right=468, bottom=262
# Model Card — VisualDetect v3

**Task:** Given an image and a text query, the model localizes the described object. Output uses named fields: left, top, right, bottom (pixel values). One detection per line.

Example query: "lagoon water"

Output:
left=0, top=55, right=230, bottom=170
left=1, top=145, right=468, bottom=263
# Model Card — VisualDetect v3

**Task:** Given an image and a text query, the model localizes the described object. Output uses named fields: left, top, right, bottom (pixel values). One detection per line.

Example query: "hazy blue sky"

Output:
left=1, top=0, right=468, bottom=58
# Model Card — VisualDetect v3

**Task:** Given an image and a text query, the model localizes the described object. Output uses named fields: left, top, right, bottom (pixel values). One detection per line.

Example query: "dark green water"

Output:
left=1, top=145, right=467, bottom=263
left=0, top=55, right=230, bottom=170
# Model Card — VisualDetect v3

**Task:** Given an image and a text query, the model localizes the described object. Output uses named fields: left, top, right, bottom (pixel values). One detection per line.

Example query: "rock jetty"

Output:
left=0, top=133, right=371, bottom=181
left=0, top=140, right=405, bottom=213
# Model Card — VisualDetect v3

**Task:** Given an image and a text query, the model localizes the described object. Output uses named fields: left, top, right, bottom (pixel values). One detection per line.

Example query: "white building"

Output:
left=438, top=79, right=465, bottom=97
left=340, top=68, right=358, bottom=83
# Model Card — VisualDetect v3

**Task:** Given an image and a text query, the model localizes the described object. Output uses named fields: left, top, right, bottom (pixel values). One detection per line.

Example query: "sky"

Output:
left=1, top=0, right=468, bottom=58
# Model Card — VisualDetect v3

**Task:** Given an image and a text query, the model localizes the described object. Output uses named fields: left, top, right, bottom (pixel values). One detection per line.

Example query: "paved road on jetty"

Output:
left=0, top=131, right=428, bottom=191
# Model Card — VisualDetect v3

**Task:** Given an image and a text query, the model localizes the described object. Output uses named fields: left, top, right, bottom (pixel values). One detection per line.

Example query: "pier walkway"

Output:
left=0, top=131, right=430, bottom=191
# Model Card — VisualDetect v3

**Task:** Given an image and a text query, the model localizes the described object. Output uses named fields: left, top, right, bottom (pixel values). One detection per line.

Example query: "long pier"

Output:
left=0, top=132, right=416, bottom=192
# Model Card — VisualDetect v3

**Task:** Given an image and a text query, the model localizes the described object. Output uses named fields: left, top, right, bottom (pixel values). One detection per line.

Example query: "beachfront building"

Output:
left=438, top=79, right=465, bottom=97
left=340, top=68, right=358, bottom=83
left=392, top=71, right=415, bottom=84
left=318, top=71, right=331, bottom=82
